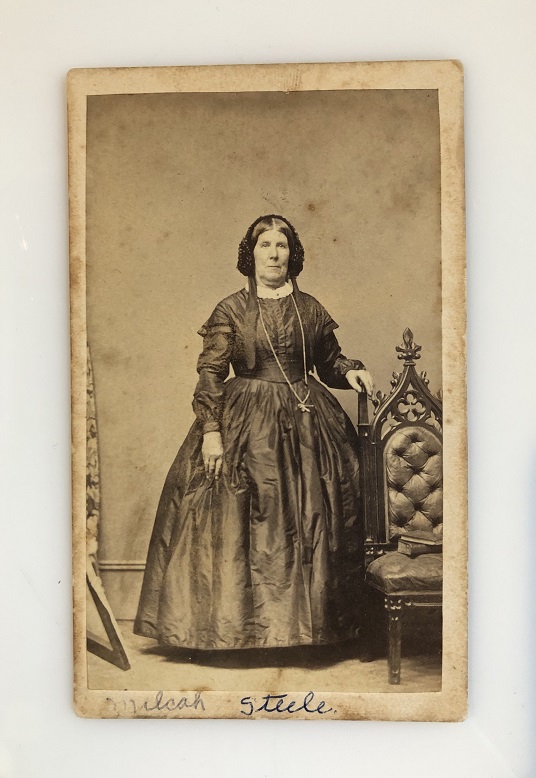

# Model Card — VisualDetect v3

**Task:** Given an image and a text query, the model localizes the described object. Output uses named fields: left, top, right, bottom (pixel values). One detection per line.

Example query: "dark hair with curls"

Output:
left=237, top=215, right=305, bottom=277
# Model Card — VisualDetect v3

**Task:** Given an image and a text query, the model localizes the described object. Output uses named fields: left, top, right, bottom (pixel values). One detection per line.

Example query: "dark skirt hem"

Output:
left=133, top=621, right=359, bottom=651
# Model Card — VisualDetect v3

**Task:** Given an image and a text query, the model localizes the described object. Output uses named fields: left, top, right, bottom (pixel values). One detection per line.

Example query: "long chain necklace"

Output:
left=257, top=293, right=314, bottom=413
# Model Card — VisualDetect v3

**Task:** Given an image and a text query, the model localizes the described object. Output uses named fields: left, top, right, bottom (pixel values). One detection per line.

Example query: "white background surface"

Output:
left=1, top=1, right=535, bottom=776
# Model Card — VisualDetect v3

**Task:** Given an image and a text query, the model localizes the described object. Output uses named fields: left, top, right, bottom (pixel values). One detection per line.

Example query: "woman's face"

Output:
left=253, top=229, right=290, bottom=288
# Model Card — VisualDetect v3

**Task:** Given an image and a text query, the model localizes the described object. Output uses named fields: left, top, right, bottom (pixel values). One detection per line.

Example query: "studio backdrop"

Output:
left=85, top=88, right=441, bottom=619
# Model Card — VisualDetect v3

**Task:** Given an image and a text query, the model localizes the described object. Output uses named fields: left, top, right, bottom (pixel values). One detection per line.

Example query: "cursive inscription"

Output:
left=240, top=691, right=334, bottom=716
left=140, top=690, right=206, bottom=713
left=107, top=691, right=205, bottom=716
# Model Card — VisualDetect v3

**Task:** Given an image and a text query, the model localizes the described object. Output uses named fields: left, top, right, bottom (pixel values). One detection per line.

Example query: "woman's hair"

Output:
left=237, top=215, right=305, bottom=277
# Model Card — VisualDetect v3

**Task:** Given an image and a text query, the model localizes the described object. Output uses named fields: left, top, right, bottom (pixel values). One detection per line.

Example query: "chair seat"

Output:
left=366, top=551, right=443, bottom=594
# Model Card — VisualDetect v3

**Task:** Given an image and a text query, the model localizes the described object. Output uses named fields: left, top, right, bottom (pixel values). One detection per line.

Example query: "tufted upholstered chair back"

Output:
left=358, top=329, right=443, bottom=563
left=384, top=425, right=442, bottom=540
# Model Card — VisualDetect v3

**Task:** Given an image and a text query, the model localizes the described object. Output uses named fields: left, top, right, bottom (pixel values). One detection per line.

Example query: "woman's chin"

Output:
left=261, top=274, right=285, bottom=286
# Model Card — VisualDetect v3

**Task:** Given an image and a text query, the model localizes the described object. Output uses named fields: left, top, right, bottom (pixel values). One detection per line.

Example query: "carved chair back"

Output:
left=358, top=329, right=443, bottom=565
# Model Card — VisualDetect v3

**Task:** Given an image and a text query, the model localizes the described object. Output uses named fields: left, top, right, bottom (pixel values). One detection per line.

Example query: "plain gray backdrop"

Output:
left=1, top=1, right=535, bottom=776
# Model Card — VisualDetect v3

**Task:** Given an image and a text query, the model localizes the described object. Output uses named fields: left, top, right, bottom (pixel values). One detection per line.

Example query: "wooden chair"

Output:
left=357, top=329, right=443, bottom=684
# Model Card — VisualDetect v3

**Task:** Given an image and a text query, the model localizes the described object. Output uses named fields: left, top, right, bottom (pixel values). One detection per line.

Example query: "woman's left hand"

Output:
left=345, top=369, right=374, bottom=397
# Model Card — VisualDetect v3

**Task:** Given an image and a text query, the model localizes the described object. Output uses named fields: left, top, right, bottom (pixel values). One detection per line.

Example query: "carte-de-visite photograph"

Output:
left=69, top=61, right=467, bottom=721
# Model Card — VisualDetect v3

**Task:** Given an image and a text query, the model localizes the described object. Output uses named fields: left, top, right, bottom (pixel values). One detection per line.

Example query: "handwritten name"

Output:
left=107, top=690, right=205, bottom=716
left=240, top=691, right=334, bottom=716
left=141, top=690, right=206, bottom=713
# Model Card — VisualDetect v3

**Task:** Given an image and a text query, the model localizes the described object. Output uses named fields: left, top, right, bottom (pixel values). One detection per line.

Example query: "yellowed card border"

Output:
left=69, top=60, right=467, bottom=721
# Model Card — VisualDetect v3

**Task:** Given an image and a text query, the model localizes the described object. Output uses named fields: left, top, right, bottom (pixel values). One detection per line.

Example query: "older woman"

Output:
left=134, top=215, right=373, bottom=650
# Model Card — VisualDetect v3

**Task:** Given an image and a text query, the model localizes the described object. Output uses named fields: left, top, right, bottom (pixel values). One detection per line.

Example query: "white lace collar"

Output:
left=246, top=279, right=293, bottom=299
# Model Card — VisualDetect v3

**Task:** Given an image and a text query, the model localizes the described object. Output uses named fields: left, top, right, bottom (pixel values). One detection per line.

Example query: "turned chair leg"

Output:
left=386, top=596, right=402, bottom=684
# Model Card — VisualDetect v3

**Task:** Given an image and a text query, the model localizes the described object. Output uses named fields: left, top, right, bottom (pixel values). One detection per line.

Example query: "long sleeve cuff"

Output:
left=202, top=420, right=221, bottom=434
left=337, top=358, right=366, bottom=376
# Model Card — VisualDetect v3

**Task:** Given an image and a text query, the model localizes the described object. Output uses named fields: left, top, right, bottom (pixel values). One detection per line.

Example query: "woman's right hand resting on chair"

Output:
left=202, top=431, right=224, bottom=480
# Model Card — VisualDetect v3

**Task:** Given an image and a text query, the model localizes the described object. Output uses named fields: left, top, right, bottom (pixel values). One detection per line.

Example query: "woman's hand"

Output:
left=345, top=369, right=374, bottom=398
left=202, top=431, right=224, bottom=480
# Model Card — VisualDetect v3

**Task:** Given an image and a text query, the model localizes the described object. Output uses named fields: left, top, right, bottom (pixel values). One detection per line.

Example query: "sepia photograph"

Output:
left=69, top=60, right=467, bottom=720
left=6, top=0, right=536, bottom=771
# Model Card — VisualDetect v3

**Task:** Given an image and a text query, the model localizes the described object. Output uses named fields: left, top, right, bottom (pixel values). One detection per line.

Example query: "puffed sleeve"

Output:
left=314, top=307, right=365, bottom=390
left=192, top=303, right=234, bottom=433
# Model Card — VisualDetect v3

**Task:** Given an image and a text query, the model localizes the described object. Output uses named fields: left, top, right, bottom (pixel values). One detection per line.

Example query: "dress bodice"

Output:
left=240, top=297, right=305, bottom=383
left=193, top=287, right=365, bottom=434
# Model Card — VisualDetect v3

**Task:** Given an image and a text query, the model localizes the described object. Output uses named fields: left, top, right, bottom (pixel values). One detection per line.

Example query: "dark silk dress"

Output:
left=134, top=285, right=366, bottom=649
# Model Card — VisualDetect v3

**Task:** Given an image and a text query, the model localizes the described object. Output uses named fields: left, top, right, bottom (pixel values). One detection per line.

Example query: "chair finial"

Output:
left=395, top=328, right=422, bottom=365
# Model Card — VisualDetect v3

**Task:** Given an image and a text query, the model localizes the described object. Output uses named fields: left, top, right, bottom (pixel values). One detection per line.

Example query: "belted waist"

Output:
left=237, top=361, right=305, bottom=384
